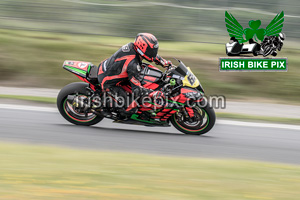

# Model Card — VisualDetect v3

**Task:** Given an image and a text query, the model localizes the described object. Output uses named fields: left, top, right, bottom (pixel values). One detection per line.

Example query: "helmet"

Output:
left=279, top=32, right=286, bottom=41
left=134, top=33, right=159, bottom=62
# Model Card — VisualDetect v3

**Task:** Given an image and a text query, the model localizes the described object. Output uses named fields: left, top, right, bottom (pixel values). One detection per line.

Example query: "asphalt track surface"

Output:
left=1, top=107, right=300, bottom=165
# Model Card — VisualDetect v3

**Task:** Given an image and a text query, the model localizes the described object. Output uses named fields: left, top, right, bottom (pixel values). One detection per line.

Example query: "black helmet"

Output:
left=134, top=33, right=159, bottom=62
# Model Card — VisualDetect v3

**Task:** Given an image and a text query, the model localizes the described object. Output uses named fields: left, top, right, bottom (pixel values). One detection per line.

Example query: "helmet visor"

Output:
left=145, top=46, right=158, bottom=61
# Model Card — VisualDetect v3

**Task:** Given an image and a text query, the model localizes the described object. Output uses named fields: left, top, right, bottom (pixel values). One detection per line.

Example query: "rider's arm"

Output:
left=127, top=62, right=150, bottom=95
left=154, top=55, right=172, bottom=68
left=128, top=62, right=164, bottom=100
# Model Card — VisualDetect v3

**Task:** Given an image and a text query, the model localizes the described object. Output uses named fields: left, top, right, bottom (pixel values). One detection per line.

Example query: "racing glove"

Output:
left=155, top=55, right=172, bottom=68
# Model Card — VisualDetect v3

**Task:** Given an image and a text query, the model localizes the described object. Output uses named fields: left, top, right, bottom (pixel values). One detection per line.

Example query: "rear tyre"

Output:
left=57, top=82, right=103, bottom=126
left=171, top=102, right=216, bottom=135
left=253, top=45, right=259, bottom=56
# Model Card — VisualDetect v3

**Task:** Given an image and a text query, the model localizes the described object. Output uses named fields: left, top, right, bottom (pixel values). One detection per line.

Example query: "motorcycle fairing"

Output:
left=141, top=75, right=160, bottom=90
left=150, top=88, right=202, bottom=122
left=167, top=87, right=203, bottom=106
left=147, top=64, right=160, bottom=71
left=140, top=64, right=163, bottom=90
left=143, top=81, right=160, bottom=90
left=181, top=87, right=202, bottom=99
left=63, top=60, right=91, bottom=78
left=140, top=65, right=163, bottom=79
left=169, top=60, right=202, bottom=90
left=182, top=67, right=200, bottom=88
left=132, top=87, right=197, bottom=124
left=130, top=114, right=166, bottom=124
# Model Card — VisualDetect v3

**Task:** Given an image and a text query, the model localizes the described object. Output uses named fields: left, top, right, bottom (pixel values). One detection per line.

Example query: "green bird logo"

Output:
left=225, top=11, right=284, bottom=43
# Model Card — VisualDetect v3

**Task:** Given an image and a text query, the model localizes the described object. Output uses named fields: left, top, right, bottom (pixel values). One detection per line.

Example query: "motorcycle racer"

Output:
left=97, top=33, right=171, bottom=115
left=261, top=32, right=286, bottom=57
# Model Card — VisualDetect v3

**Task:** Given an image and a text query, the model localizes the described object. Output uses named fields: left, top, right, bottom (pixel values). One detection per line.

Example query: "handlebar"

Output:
left=164, top=64, right=176, bottom=72
left=160, top=64, right=177, bottom=83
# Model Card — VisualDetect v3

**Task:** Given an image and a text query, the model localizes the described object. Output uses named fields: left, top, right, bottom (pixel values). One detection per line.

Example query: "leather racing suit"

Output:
left=97, top=42, right=167, bottom=114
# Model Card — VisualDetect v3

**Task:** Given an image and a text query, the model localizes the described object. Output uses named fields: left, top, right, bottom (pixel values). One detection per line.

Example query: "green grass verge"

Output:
left=216, top=112, right=300, bottom=125
left=0, top=142, right=300, bottom=200
left=0, top=94, right=56, bottom=104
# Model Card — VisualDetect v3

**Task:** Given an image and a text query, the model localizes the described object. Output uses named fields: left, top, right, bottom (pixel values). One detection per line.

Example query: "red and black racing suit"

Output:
left=98, top=42, right=164, bottom=114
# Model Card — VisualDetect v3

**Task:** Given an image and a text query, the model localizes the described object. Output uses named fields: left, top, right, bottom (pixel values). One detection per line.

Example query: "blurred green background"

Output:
left=0, top=0, right=299, bottom=103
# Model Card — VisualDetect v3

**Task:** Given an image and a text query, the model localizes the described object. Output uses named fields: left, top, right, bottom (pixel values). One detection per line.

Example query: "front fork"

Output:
left=180, top=107, right=196, bottom=123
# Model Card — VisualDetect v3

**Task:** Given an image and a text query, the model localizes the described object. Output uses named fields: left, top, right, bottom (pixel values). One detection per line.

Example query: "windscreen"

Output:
left=171, top=61, right=188, bottom=77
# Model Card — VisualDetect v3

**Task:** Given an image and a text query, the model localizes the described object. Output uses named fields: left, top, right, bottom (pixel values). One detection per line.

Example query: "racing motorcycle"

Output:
left=261, top=33, right=286, bottom=57
left=57, top=59, right=216, bottom=135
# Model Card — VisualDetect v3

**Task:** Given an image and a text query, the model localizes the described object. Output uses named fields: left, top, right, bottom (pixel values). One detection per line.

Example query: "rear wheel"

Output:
left=57, top=82, right=103, bottom=126
left=171, top=103, right=215, bottom=135
left=253, top=45, right=259, bottom=56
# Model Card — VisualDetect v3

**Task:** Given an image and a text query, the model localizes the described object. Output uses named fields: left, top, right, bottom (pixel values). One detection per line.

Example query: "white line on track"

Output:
left=0, top=104, right=57, bottom=113
left=217, top=120, right=300, bottom=131
left=1, top=103, right=300, bottom=131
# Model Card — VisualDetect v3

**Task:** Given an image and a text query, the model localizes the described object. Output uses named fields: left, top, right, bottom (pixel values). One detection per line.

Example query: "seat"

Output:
left=87, top=64, right=99, bottom=84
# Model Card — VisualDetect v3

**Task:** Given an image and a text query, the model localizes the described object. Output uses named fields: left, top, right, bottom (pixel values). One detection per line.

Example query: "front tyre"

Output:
left=57, top=82, right=103, bottom=126
left=263, top=46, right=273, bottom=57
left=171, top=103, right=216, bottom=135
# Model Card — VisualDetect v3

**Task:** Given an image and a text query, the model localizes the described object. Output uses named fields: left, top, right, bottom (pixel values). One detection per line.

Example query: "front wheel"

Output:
left=263, top=46, right=273, bottom=57
left=171, top=103, right=215, bottom=135
left=57, top=82, right=104, bottom=126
